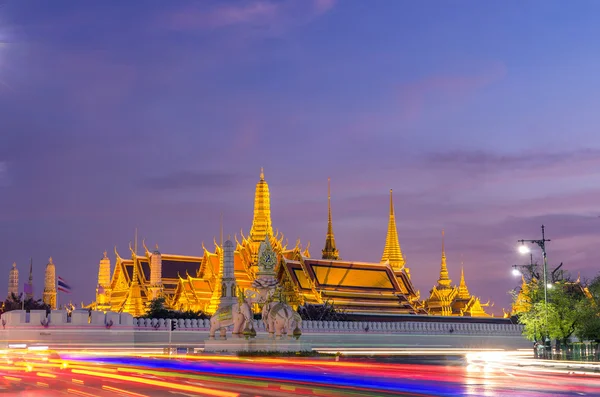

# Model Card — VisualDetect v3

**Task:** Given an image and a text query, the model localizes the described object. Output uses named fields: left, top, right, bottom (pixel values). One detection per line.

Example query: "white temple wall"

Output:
left=0, top=311, right=530, bottom=350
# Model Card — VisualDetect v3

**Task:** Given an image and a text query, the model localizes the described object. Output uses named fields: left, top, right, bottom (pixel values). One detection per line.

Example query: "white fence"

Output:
left=133, top=317, right=524, bottom=336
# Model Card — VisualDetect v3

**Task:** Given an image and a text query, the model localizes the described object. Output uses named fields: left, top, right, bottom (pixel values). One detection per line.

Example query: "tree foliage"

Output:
left=297, top=301, right=347, bottom=321
left=1, top=293, right=51, bottom=314
left=574, top=275, right=600, bottom=342
left=514, top=273, right=598, bottom=343
left=140, top=297, right=209, bottom=319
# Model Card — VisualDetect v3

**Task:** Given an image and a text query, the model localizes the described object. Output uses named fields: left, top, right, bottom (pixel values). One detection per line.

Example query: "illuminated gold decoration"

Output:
left=511, top=275, right=531, bottom=315
left=95, top=251, right=112, bottom=311
left=425, top=237, right=491, bottom=317
left=8, top=262, right=18, bottom=298
left=457, top=266, right=470, bottom=299
left=89, top=170, right=495, bottom=318
left=380, top=189, right=406, bottom=272
left=437, top=230, right=451, bottom=288
left=249, top=168, right=273, bottom=246
left=122, top=238, right=145, bottom=317
left=322, top=177, right=339, bottom=260
left=43, top=257, right=57, bottom=310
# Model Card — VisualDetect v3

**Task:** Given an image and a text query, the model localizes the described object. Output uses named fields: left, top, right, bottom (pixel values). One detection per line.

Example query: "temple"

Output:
left=89, top=169, right=491, bottom=317
left=424, top=231, right=491, bottom=317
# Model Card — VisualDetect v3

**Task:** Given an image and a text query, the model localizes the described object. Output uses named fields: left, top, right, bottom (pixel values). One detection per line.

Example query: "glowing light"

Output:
left=547, top=283, right=553, bottom=289
left=71, top=369, right=239, bottom=397
left=512, top=268, right=521, bottom=277
left=518, top=244, right=530, bottom=255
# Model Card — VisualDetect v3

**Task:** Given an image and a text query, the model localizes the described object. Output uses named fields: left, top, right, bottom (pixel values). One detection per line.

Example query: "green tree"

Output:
left=547, top=280, right=585, bottom=344
left=2, top=293, right=50, bottom=314
left=297, top=301, right=348, bottom=321
left=514, top=277, right=588, bottom=344
left=575, top=274, right=600, bottom=342
left=141, top=297, right=208, bottom=320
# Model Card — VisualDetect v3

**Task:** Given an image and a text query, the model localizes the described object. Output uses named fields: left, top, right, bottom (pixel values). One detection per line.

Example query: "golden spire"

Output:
left=249, top=168, right=273, bottom=243
left=381, top=189, right=405, bottom=270
left=457, top=265, right=470, bottom=299
left=322, top=177, right=339, bottom=260
left=437, top=230, right=452, bottom=287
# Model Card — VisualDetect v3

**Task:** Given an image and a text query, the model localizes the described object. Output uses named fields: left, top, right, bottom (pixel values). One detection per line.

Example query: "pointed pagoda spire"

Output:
left=437, top=230, right=452, bottom=287
left=322, top=177, right=339, bottom=260
left=249, top=167, right=273, bottom=244
left=26, top=258, right=34, bottom=298
left=381, top=189, right=406, bottom=270
left=457, top=265, right=470, bottom=299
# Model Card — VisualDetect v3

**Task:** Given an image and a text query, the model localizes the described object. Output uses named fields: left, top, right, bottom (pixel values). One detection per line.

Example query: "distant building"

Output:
left=424, top=231, right=491, bottom=317
left=8, top=262, right=19, bottom=298
left=43, top=257, right=57, bottom=309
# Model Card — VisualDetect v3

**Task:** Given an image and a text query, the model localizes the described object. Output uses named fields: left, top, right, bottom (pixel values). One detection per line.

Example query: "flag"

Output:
left=23, top=283, right=33, bottom=295
left=58, top=277, right=72, bottom=293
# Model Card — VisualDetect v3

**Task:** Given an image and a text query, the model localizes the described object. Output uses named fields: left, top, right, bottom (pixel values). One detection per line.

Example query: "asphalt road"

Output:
left=0, top=352, right=599, bottom=396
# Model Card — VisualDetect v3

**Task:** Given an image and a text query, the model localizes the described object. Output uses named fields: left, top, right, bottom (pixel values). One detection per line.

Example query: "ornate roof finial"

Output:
left=12, top=262, right=16, bottom=268
left=103, top=251, right=108, bottom=259
left=437, top=229, right=452, bottom=287
left=260, top=167, right=264, bottom=181
left=381, top=189, right=406, bottom=270
left=322, top=177, right=339, bottom=260
left=48, top=257, right=53, bottom=264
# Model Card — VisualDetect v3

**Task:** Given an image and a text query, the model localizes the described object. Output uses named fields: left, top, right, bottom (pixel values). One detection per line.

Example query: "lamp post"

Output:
left=517, top=225, right=551, bottom=344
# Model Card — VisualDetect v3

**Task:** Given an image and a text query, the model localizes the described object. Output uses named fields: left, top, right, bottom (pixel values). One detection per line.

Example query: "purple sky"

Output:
left=1, top=1, right=600, bottom=315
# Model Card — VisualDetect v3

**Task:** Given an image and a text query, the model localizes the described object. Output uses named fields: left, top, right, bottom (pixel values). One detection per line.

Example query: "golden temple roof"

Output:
left=381, top=189, right=406, bottom=271
left=322, top=177, right=339, bottom=260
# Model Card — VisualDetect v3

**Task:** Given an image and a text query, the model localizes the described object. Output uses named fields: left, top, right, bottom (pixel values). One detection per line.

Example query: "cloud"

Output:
left=162, top=0, right=335, bottom=33
left=425, top=148, right=600, bottom=175
left=142, top=171, right=244, bottom=191
left=397, top=62, right=507, bottom=121
left=0, top=161, right=8, bottom=187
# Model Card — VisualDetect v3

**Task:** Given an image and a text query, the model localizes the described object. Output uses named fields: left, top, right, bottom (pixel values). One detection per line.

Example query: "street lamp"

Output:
left=512, top=267, right=522, bottom=277
left=517, top=225, right=551, bottom=345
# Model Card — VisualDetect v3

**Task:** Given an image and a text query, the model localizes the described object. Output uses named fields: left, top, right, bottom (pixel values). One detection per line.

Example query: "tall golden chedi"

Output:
left=424, top=231, right=491, bottom=316
left=381, top=189, right=408, bottom=274
left=96, top=251, right=112, bottom=311
left=321, top=178, right=339, bottom=260
left=43, top=257, right=57, bottom=309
